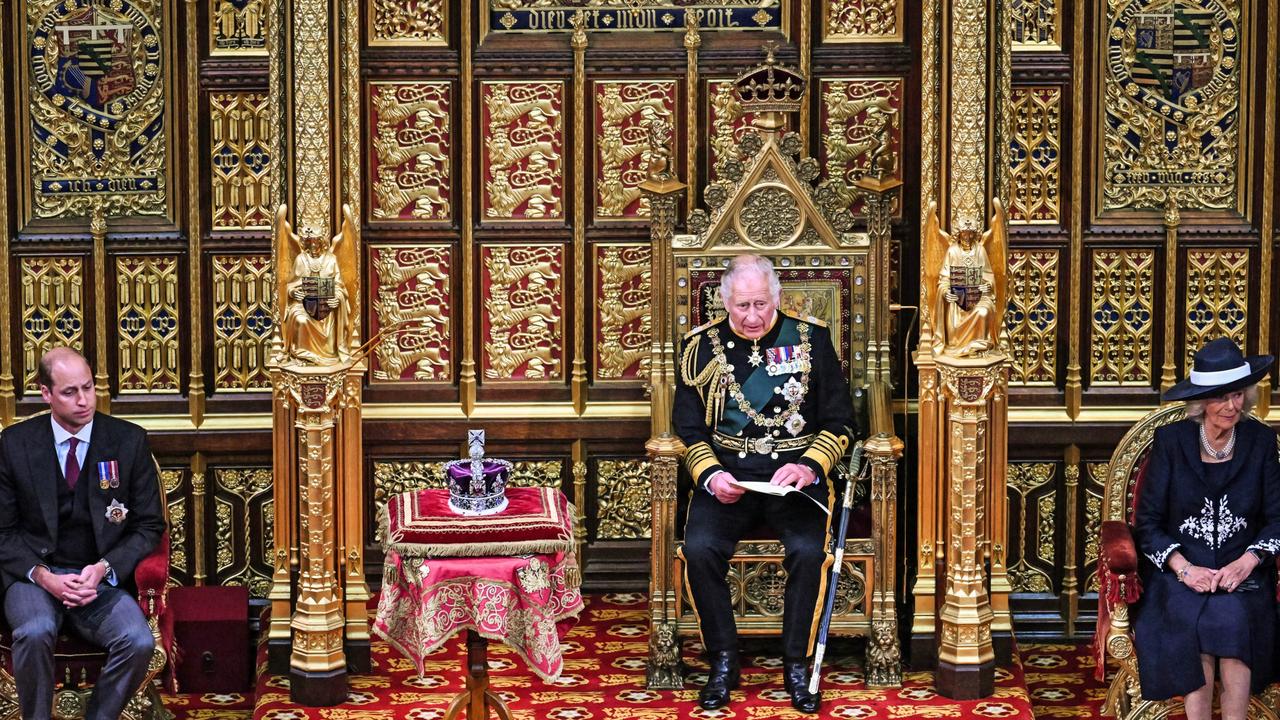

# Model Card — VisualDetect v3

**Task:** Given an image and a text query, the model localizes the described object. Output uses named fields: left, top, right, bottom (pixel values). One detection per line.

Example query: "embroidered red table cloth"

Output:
left=372, top=488, right=583, bottom=682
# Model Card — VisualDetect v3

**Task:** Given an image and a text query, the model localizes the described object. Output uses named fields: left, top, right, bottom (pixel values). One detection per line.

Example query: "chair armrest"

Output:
left=1100, top=520, right=1137, bottom=577
left=134, top=531, right=171, bottom=619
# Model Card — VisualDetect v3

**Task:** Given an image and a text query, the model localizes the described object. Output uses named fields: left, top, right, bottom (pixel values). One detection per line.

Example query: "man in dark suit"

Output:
left=675, top=254, right=854, bottom=714
left=0, top=347, right=164, bottom=720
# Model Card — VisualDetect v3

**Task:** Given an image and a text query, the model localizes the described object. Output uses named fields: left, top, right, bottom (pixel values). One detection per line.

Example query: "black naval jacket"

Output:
left=673, top=311, right=855, bottom=502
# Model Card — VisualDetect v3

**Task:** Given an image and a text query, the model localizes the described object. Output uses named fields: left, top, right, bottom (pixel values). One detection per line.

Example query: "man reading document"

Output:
left=674, top=254, right=854, bottom=714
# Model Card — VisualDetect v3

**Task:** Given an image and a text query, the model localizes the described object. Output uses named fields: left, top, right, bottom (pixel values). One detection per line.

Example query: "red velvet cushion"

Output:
left=380, top=486, right=576, bottom=557
left=1101, top=521, right=1138, bottom=576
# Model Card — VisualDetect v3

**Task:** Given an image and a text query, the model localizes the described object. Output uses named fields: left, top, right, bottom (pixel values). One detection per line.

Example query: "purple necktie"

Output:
left=65, top=437, right=80, bottom=490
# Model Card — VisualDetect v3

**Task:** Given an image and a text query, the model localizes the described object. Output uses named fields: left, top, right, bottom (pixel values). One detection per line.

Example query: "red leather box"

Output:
left=169, top=586, right=250, bottom=693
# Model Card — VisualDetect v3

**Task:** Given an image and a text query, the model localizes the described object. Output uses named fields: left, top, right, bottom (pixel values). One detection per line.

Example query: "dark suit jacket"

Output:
left=0, top=412, right=164, bottom=591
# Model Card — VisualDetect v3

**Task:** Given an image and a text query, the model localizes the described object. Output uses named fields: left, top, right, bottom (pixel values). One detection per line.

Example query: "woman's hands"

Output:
left=1209, top=552, right=1261, bottom=593
left=1171, top=550, right=1261, bottom=593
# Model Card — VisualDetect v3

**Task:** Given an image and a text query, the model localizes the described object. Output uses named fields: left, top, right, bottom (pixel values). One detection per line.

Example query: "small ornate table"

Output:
left=373, top=487, right=583, bottom=720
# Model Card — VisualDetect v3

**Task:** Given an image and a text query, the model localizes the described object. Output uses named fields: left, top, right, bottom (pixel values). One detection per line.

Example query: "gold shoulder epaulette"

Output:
left=684, top=315, right=725, bottom=340
left=782, top=310, right=827, bottom=328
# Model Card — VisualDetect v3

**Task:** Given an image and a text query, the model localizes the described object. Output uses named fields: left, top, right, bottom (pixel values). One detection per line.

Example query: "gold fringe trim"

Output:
left=378, top=496, right=578, bottom=560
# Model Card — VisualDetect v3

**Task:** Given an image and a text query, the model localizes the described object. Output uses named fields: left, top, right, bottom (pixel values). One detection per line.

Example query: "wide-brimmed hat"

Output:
left=1164, top=337, right=1274, bottom=401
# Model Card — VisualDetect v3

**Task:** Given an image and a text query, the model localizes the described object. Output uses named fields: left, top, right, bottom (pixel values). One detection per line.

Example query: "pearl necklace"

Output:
left=1199, top=423, right=1236, bottom=461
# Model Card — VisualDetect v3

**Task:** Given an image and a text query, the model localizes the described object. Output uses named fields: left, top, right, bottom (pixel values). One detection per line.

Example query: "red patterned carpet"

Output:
left=156, top=594, right=1109, bottom=720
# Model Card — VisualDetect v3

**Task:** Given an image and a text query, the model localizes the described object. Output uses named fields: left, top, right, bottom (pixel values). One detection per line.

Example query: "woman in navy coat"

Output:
left=1135, top=337, right=1280, bottom=720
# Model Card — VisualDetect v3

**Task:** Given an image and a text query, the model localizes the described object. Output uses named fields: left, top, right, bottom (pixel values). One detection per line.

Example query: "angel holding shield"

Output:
left=923, top=199, right=1007, bottom=358
left=276, top=204, right=358, bottom=365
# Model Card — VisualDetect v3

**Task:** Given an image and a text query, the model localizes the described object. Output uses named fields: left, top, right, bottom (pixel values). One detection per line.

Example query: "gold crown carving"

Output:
left=732, top=42, right=806, bottom=115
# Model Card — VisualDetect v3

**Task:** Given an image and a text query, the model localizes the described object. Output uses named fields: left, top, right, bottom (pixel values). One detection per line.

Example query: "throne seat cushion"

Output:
left=1100, top=521, right=1138, bottom=576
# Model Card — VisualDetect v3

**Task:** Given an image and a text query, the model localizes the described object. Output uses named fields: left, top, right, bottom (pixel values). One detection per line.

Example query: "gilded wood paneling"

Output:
left=1090, top=249, right=1155, bottom=385
left=160, top=467, right=191, bottom=584
left=1084, top=462, right=1108, bottom=593
left=480, top=81, right=564, bottom=221
left=115, top=255, right=180, bottom=393
left=1008, top=87, right=1061, bottom=224
left=1005, top=249, right=1059, bottom=385
left=370, top=82, right=452, bottom=222
left=20, top=257, right=85, bottom=392
left=817, top=78, right=904, bottom=218
left=1098, top=0, right=1246, bottom=213
left=369, top=0, right=446, bottom=45
left=1184, top=248, right=1249, bottom=368
left=481, top=245, right=564, bottom=381
left=594, top=244, right=651, bottom=381
left=369, top=245, right=453, bottom=382
left=1010, top=0, right=1060, bottom=49
left=213, top=0, right=267, bottom=52
left=1008, top=463, right=1056, bottom=594
left=212, top=255, right=274, bottom=392
left=593, top=80, right=676, bottom=221
left=24, top=0, right=170, bottom=220
left=595, top=459, right=650, bottom=539
left=822, top=0, right=902, bottom=42
left=212, top=467, right=273, bottom=598
left=210, top=92, right=272, bottom=230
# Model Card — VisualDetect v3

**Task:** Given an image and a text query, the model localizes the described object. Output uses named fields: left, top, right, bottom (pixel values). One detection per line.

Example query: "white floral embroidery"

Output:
left=1179, top=497, right=1248, bottom=549
left=1249, top=539, right=1280, bottom=555
left=1147, top=543, right=1180, bottom=569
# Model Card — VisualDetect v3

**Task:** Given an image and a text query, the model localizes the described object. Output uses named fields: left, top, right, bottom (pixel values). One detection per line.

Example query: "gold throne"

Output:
left=644, top=50, right=902, bottom=689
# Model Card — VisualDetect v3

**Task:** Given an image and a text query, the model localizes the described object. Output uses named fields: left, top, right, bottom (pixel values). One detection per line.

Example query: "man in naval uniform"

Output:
left=674, top=254, right=853, bottom=714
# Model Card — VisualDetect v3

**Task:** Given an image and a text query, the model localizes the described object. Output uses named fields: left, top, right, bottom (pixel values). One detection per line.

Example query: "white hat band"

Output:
left=1190, top=362, right=1251, bottom=386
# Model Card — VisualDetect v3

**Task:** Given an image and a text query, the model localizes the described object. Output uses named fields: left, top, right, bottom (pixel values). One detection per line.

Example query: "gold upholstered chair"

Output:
left=0, top=453, right=173, bottom=720
left=1095, top=404, right=1280, bottom=720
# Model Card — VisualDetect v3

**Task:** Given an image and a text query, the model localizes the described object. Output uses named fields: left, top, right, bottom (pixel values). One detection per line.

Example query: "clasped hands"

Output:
left=1175, top=552, right=1261, bottom=594
left=33, top=562, right=108, bottom=608
left=707, top=463, right=816, bottom=504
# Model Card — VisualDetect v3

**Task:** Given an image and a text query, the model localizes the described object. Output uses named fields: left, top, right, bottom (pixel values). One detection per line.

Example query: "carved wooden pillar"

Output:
left=642, top=128, right=686, bottom=690
left=916, top=0, right=1012, bottom=698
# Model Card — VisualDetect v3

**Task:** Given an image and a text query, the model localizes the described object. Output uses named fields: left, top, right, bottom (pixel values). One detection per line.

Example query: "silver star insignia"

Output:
left=748, top=346, right=763, bottom=367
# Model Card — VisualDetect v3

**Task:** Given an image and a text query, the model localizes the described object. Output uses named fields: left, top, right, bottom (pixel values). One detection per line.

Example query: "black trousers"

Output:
left=682, top=485, right=830, bottom=659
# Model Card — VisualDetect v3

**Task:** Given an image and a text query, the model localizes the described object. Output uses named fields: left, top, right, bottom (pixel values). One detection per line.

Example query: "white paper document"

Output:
left=730, top=480, right=831, bottom=516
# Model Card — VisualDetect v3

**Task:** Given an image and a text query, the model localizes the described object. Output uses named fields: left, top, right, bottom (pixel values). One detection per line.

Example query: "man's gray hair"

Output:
left=720, top=254, right=782, bottom=307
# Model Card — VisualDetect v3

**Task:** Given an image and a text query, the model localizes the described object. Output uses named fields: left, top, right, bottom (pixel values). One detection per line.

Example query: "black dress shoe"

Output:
left=783, top=658, right=821, bottom=714
left=698, top=650, right=741, bottom=710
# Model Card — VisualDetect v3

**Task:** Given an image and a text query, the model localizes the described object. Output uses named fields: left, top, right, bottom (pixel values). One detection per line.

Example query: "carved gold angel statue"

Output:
left=923, top=200, right=1007, bottom=358
left=275, top=204, right=359, bottom=365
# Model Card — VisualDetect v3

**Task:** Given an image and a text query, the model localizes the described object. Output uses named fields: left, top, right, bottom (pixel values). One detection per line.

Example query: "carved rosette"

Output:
left=369, top=82, right=452, bottom=222
left=20, top=257, right=85, bottom=392
left=823, top=0, right=902, bottom=41
left=596, top=459, right=651, bottom=539
left=369, top=245, right=453, bottom=382
left=369, top=0, right=445, bottom=45
left=481, top=245, right=564, bottom=380
left=115, top=255, right=181, bottom=393
left=818, top=78, right=904, bottom=217
left=594, top=80, right=676, bottom=220
left=595, top=245, right=652, bottom=381
left=481, top=81, right=565, bottom=221
left=213, top=0, right=268, bottom=52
